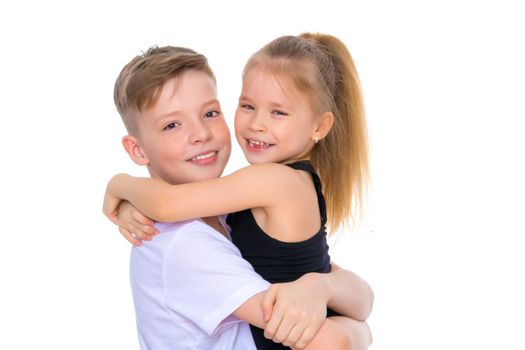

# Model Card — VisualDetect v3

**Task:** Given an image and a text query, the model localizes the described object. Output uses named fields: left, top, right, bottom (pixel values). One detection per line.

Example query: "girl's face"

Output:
left=132, top=70, right=231, bottom=185
left=234, top=67, right=318, bottom=165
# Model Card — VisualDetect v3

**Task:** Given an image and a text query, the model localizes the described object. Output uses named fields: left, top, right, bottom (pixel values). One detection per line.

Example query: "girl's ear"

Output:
left=313, top=111, right=334, bottom=142
left=122, top=135, right=150, bottom=166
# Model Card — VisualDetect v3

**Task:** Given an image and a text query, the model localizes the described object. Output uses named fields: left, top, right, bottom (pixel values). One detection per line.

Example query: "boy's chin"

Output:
left=189, top=168, right=225, bottom=182
left=152, top=172, right=222, bottom=185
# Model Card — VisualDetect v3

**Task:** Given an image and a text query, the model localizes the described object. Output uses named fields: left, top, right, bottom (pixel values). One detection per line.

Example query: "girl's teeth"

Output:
left=192, top=152, right=215, bottom=161
left=249, top=140, right=269, bottom=147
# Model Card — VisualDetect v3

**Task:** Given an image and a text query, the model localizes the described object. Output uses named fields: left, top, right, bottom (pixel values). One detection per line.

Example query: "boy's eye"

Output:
left=163, top=122, right=180, bottom=131
left=204, top=110, right=221, bottom=118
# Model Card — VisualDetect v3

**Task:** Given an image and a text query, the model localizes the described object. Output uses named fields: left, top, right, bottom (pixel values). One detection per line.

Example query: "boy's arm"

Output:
left=103, top=163, right=301, bottom=223
left=261, top=264, right=373, bottom=342
left=235, top=297, right=372, bottom=350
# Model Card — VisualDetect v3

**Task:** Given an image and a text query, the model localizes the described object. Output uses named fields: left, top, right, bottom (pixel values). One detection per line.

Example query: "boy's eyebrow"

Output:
left=156, top=99, right=221, bottom=121
left=158, top=110, right=183, bottom=119
left=201, top=99, right=221, bottom=109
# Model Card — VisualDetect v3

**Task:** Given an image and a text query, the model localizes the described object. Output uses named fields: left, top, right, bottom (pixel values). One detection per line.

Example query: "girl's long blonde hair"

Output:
left=245, top=33, right=369, bottom=231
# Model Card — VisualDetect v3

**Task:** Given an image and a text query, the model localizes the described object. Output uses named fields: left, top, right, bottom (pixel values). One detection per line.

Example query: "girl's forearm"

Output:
left=327, top=270, right=374, bottom=321
left=109, top=174, right=174, bottom=221
left=322, top=267, right=374, bottom=321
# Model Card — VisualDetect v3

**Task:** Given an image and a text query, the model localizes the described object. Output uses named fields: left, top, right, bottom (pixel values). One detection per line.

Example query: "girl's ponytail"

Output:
left=300, top=33, right=369, bottom=231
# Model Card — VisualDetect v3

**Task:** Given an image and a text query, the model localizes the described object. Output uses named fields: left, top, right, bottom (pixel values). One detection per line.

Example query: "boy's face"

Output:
left=128, top=70, right=231, bottom=185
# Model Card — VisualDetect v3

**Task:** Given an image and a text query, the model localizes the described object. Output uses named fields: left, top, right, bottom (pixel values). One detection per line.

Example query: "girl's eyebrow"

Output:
left=268, top=101, right=287, bottom=108
left=238, top=95, right=252, bottom=101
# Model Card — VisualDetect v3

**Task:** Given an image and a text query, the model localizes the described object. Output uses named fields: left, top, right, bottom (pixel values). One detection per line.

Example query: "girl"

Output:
left=104, top=33, right=372, bottom=349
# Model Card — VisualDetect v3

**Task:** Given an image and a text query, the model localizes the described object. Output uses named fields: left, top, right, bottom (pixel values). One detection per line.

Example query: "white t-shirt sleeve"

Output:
left=161, top=222, right=270, bottom=336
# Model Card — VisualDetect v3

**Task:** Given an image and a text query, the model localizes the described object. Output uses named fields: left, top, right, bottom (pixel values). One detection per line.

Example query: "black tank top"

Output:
left=227, top=161, right=340, bottom=350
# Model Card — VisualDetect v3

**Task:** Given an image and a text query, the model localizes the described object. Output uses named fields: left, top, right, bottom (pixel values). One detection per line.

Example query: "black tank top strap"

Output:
left=285, top=161, right=327, bottom=227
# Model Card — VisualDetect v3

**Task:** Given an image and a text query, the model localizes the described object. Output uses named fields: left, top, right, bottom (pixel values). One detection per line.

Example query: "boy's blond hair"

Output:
left=114, top=46, right=215, bottom=135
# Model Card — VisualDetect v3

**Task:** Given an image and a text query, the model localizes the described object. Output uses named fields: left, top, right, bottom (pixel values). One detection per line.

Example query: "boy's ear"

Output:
left=122, top=135, right=150, bottom=166
left=313, top=111, right=334, bottom=141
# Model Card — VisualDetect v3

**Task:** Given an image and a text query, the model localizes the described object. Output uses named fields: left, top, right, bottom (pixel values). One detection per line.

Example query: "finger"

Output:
left=108, top=214, right=119, bottom=226
left=124, top=222, right=153, bottom=241
left=262, top=285, right=278, bottom=322
left=119, top=226, right=142, bottom=246
left=272, top=315, right=295, bottom=345
left=294, top=326, right=316, bottom=349
left=132, top=210, right=156, bottom=227
left=118, top=209, right=152, bottom=240
left=103, top=204, right=120, bottom=225
left=103, top=196, right=121, bottom=220
left=125, top=209, right=157, bottom=237
left=136, top=222, right=158, bottom=236
left=264, top=306, right=283, bottom=341
left=282, top=323, right=305, bottom=348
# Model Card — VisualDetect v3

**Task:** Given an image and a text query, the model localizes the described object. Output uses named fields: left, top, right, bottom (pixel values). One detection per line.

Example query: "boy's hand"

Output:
left=262, top=273, right=329, bottom=349
left=117, top=201, right=158, bottom=246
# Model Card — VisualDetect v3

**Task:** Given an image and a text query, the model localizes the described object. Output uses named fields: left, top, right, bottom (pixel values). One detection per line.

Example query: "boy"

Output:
left=109, top=45, right=370, bottom=349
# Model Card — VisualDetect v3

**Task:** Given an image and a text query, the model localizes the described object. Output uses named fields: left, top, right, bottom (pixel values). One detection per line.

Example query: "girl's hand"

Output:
left=117, top=201, right=158, bottom=246
left=262, top=273, right=329, bottom=349
left=102, top=181, right=122, bottom=226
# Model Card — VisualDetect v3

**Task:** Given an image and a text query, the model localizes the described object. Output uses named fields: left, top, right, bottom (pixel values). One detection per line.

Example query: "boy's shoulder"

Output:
left=154, top=219, right=202, bottom=234
left=153, top=219, right=230, bottom=247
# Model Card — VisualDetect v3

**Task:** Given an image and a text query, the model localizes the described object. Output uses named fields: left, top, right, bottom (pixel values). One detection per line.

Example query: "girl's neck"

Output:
left=281, top=156, right=311, bottom=165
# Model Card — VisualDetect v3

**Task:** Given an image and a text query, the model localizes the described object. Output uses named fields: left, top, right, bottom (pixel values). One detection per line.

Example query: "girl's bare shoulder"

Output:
left=231, top=163, right=305, bottom=189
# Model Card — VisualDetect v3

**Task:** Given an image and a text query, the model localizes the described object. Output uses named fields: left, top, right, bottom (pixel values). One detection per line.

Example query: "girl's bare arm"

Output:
left=103, top=163, right=300, bottom=223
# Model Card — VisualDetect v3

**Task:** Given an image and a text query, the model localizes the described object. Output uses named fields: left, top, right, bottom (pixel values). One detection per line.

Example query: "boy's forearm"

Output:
left=322, top=265, right=374, bottom=321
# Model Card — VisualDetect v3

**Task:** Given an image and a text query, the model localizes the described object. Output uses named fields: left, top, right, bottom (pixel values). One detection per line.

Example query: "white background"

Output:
left=1, top=1, right=524, bottom=349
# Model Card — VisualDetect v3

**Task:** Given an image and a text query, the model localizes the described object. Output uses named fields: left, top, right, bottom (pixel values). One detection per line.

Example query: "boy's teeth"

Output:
left=191, top=152, right=215, bottom=161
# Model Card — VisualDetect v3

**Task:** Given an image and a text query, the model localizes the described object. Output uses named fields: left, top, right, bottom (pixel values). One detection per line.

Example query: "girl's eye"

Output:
left=204, top=110, right=221, bottom=118
left=272, top=110, right=288, bottom=116
left=240, top=104, right=254, bottom=111
left=163, top=122, right=180, bottom=131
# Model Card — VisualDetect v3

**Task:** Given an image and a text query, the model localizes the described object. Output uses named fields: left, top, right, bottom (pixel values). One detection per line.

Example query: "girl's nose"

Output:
left=248, top=112, right=266, bottom=132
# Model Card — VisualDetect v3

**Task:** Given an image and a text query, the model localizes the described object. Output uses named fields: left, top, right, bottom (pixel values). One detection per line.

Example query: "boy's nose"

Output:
left=190, top=121, right=212, bottom=143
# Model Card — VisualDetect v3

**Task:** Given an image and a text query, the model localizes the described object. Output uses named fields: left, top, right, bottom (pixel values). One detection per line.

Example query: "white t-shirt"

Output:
left=130, top=219, right=270, bottom=350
